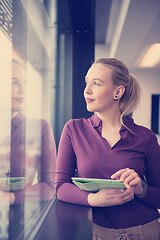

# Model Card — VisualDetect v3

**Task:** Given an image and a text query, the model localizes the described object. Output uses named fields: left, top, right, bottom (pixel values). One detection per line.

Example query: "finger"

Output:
left=120, top=186, right=134, bottom=201
left=111, top=168, right=128, bottom=179
left=119, top=170, right=136, bottom=183
left=129, top=178, right=141, bottom=187
left=121, top=192, right=134, bottom=204
left=99, top=188, right=124, bottom=195
left=121, top=172, right=138, bottom=185
left=107, top=186, right=134, bottom=206
left=112, top=188, right=134, bottom=205
left=120, top=184, right=133, bottom=195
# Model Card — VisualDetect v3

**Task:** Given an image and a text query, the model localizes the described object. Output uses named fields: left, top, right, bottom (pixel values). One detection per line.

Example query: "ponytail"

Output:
left=120, top=74, right=141, bottom=119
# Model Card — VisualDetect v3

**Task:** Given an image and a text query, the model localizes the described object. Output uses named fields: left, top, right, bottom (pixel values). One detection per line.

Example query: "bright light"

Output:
left=139, top=43, right=160, bottom=68
left=0, top=31, right=12, bottom=142
left=26, top=61, right=42, bottom=119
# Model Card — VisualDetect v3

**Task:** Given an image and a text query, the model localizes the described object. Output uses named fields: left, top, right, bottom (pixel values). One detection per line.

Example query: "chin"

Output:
left=86, top=107, right=96, bottom=112
left=12, top=105, right=25, bottom=112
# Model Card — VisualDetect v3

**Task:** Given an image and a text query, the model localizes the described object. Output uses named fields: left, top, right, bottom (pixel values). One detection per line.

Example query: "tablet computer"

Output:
left=0, top=177, right=25, bottom=191
left=72, top=177, right=126, bottom=192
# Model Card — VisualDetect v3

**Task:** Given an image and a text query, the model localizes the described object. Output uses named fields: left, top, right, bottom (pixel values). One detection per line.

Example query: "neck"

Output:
left=96, top=109, right=121, bottom=128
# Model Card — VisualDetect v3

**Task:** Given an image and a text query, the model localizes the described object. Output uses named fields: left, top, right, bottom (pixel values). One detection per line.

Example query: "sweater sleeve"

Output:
left=137, top=132, right=160, bottom=209
left=13, top=120, right=57, bottom=204
left=39, top=120, right=57, bottom=190
left=55, top=122, right=90, bottom=206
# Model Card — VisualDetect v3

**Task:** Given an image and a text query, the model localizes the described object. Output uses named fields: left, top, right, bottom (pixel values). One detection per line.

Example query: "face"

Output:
left=84, top=63, right=117, bottom=113
left=12, top=62, right=26, bottom=115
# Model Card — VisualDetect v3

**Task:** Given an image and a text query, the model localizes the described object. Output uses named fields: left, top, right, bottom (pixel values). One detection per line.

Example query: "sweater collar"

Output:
left=89, top=113, right=101, bottom=128
left=90, top=113, right=135, bottom=135
left=11, top=112, right=25, bottom=128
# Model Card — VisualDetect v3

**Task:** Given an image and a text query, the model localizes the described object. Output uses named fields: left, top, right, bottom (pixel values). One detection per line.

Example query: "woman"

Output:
left=0, top=59, right=56, bottom=204
left=56, top=58, right=160, bottom=239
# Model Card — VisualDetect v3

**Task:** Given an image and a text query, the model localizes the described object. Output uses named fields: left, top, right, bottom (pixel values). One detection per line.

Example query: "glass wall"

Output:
left=0, top=0, right=57, bottom=238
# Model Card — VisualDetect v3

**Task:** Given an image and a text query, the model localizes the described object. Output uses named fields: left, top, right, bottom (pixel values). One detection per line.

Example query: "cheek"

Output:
left=12, top=87, right=18, bottom=97
left=97, top=88, right=114, bottom=101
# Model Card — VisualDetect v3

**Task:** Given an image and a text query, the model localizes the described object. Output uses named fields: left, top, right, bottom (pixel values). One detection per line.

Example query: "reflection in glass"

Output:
left=0, top=0, right=57, bottom=238
left=0, top=205, right=9, bottom=239
left=9, top=58, right=56, bottom=204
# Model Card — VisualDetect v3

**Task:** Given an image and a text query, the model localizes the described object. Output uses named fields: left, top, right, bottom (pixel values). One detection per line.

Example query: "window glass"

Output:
left=0, top=0, right=57, bottom=238
left=151, top=94, right=160, bottom=135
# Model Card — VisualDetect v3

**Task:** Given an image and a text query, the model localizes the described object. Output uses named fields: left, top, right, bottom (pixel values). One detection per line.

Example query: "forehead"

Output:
left=86, top=63, right=113, bottom=80
left=12, top=62, right=26, bottom=78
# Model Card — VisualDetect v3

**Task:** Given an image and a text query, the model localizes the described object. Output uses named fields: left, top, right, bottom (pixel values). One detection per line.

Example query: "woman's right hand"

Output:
left=87, top=184, right=134, bottom=207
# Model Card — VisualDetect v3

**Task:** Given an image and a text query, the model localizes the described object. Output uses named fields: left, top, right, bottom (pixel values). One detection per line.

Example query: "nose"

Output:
left=84, top=83, right=92, bottom=95
left=19, top=82, right=26, bottom=93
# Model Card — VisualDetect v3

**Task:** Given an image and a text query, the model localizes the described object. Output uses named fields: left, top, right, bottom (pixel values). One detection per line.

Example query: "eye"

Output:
left=94, top=81, right=101, bottom=86
left=12, top=81, right=19, bottom=86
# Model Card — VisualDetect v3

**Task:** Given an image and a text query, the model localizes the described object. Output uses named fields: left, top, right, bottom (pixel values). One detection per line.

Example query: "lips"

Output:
left=85, top=98, right=94, bottom=103
left=12, top=97, right=26, bottom=102
left=18, top=98, right=26, bottom=102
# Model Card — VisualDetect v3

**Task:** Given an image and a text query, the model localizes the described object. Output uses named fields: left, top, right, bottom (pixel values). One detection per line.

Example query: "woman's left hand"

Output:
left=111, top=168, right=143, bottom=195
left=0, top=191, right=15, bottom=205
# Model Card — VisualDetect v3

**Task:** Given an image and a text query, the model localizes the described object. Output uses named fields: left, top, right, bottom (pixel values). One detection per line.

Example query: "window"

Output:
left=151, top=94, right=160, bottom=134
left=0, top=0, right=57, bottom=238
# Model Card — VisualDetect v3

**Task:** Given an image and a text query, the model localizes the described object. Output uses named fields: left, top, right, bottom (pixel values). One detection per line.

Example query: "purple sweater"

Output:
left=56, top=113, right=160, bottom=229
left=1, top=113, right=56, bottom=204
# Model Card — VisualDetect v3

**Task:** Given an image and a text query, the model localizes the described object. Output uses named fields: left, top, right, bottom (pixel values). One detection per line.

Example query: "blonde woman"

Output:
left=56, top=58, right=160, bottom=239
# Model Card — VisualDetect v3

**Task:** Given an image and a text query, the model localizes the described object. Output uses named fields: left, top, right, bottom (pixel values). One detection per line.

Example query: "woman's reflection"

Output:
left=0, top=58, right=56, bottom=205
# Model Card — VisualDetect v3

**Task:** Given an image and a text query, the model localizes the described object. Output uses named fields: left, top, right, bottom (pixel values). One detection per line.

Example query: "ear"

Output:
left=114, top=85, right=125, bottom=100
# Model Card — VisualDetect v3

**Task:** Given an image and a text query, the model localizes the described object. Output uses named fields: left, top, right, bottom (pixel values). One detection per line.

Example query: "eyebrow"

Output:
left=12, top=77, right=26, bottom=81
left=85, top=77, right=104, bottom=83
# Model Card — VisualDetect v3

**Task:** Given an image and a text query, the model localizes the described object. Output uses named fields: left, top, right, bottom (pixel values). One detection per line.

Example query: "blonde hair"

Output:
left=94, top=58, right=141, bottom=127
